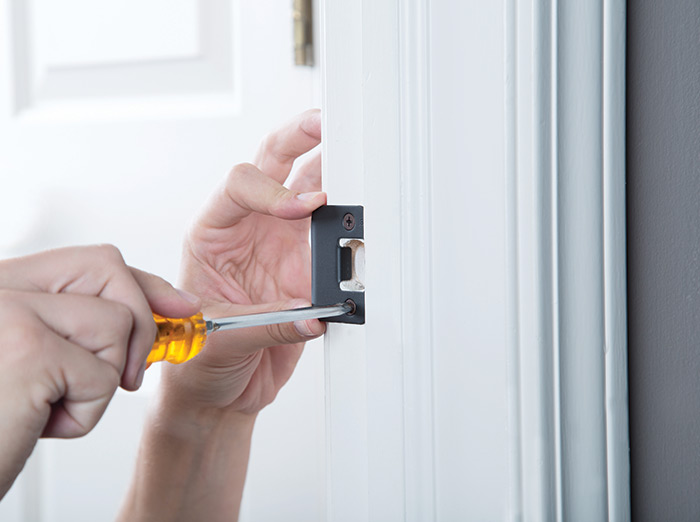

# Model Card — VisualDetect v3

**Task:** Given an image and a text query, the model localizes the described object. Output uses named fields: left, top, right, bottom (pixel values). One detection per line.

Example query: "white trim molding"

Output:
left=603, top=1, right=630, bottom=519
left=506, top=0, right=629, bottom=520
left=321, top=0, right=628, bottom=519
left=398, top=0, right=437, bottom=519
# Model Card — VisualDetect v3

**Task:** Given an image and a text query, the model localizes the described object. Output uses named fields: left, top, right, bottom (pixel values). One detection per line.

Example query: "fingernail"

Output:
left=135, top=359, right=148, bottom=389
left=296, top=191, right=323, bottom=201
left=176, top=288, right=200, bottom=304
left=294, top=320, right=317, bottom=337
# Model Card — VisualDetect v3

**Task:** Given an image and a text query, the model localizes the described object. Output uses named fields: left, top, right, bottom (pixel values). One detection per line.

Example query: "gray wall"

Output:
left=627, top=1, right=700, bottom=520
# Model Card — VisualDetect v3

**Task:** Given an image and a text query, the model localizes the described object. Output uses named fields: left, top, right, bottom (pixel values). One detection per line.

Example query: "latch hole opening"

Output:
left=338, top=238, right=365, bottom=292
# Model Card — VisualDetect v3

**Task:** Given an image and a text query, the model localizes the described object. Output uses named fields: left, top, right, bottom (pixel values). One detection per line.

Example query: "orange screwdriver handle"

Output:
left=148, top=313, right=208, bottom=365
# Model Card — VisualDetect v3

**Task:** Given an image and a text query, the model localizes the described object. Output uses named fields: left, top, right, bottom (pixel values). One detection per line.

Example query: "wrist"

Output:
left=150, top=384, right=257, bottom=442
left=120, top=378, right=256, bottom=522
left=0, top=391, right=47, bottom=499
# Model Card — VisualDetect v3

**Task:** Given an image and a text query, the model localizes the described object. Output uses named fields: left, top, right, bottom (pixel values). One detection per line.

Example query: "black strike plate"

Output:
left=311, top=205, right=365, bottom=324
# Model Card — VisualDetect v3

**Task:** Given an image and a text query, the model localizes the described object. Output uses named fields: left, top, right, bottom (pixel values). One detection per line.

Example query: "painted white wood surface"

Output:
left=399, top=0, right=436, bottom=519
left=0, top=1, right=323, bottom=521
left=322, top=0, right=509, bottom=519
left=603, top=1, right=630, bottom=520
left=322, top=0, right=629, bottom=520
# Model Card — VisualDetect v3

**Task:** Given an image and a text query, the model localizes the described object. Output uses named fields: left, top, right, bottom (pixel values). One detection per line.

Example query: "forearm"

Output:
left=117, top=392, right=256, bottom=522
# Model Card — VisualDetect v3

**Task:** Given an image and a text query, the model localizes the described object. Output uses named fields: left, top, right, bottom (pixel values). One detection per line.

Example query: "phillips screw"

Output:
left=342, top=213, right=355, bottom=231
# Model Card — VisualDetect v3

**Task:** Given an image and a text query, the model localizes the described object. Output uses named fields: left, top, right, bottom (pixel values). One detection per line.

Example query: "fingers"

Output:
left=0, top=246, right=199, bottom=391
left=0, top=244, right=128, bottom=295
left=0, top=290, right=130, bottom=439
left=286, top=147, right=322, bottom=194
left=49, top=246, right=154, bottom=390
left=191, top=109, right=325, bottom=231
left=254, top=108, right=322, bottom=184
left=40, top=338, right=121, bottom=439
left=129, top=268, right=201, bottom=318
left=0, top=247, right=149, bottom=388
left=36, top=246, right=167, bottom=391
left=198, top=299, right=326, bottom=361
left=197, top=162, right=326, bottom=230
left=18, top=291, right=133, bottom=374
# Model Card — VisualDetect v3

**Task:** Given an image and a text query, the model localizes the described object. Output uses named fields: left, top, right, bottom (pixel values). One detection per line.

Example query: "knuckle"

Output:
left=0, top=295, right=37, bottom=342
left=262, top=132, right=294, bottom=164
left=5, top=321, right=44, bottom=351
left=0, top=321, right=48, bottom=371
left=228, top=162, right=256, bottom=183
left=271, top=186, right=293, bottom=212
left=92, top=244, right=125, bottom=267
left=259, top=132, right=278, bottom=154
left=97, top=243, right=124, bottom=263
left=225, top=163, right=257, bottom=204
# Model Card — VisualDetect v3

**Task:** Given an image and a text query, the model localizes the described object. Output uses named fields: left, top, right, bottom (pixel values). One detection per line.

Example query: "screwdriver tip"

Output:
left=342, top=300, right=356, bottom=316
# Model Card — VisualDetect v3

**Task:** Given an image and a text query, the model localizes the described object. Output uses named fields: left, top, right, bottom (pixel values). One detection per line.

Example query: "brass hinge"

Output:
left=293, top=0, right=314, bottom=66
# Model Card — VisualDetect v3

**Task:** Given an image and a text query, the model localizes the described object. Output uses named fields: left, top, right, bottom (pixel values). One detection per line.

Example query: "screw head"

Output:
left=345, top=299, right=357, bottom=316
left=342, top=213, right=355, bottom=231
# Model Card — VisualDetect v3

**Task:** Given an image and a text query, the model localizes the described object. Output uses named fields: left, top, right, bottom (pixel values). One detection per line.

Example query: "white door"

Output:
left=0, top=1, right=324, bottom=521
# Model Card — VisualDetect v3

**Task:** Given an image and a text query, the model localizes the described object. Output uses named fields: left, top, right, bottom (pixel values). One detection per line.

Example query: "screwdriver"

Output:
left=147, top=302, right=353, bottom=365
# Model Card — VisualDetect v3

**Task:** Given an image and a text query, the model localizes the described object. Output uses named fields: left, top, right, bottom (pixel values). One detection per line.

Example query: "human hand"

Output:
left=161, top=109, right=326, bottom=416
left=0, top=245, right=200, bottom=498
left=118, top=111, right=325, bottom=521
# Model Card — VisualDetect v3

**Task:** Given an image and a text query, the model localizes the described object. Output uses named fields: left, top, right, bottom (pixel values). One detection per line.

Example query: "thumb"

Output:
left=129, top=268, right=202, bottom=318
left=203, top=299, right=326, bottom=358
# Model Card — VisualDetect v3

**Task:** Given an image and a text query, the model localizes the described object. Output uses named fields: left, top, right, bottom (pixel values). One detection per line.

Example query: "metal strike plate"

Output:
left=311, top=205, right=365, bottom=324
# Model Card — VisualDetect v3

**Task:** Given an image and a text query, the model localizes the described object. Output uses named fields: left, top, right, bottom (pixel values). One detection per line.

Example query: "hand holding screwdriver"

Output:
left=0, top=245, right=201, bottom=500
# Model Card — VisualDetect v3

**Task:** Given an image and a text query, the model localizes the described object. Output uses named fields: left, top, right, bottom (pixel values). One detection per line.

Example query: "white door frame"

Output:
left=507, top=1, right=628, bottom=520
left=320, top=0, right=628, bottom=519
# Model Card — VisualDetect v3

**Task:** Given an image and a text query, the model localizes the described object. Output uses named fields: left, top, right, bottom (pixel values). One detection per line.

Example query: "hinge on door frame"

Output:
left=311, top=205, right=365, bottom=324
left=293, top=0, right=314, bottom=66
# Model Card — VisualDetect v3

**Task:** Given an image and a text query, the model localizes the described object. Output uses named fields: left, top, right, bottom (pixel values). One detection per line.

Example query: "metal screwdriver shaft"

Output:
left=205, top=303, right=352, bottom=333
left=149, top=303, right=353, bottom=365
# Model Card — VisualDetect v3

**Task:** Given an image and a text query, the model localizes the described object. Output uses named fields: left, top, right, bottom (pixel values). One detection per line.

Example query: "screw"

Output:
left=345, top=299, right=357, bottom=316
left=343, top=213, right=355, bottom=231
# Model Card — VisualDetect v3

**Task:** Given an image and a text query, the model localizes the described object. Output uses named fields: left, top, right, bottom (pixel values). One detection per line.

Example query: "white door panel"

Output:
left=37, top=0, right=200, bottom=67
left=0, top=0, right=322, bottom=520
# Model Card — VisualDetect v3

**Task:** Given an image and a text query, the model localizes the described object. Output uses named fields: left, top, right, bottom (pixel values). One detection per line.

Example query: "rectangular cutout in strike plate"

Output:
left=311, top=205, right=365, bottom=324
left=338, top=238, right=365, bottom=292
